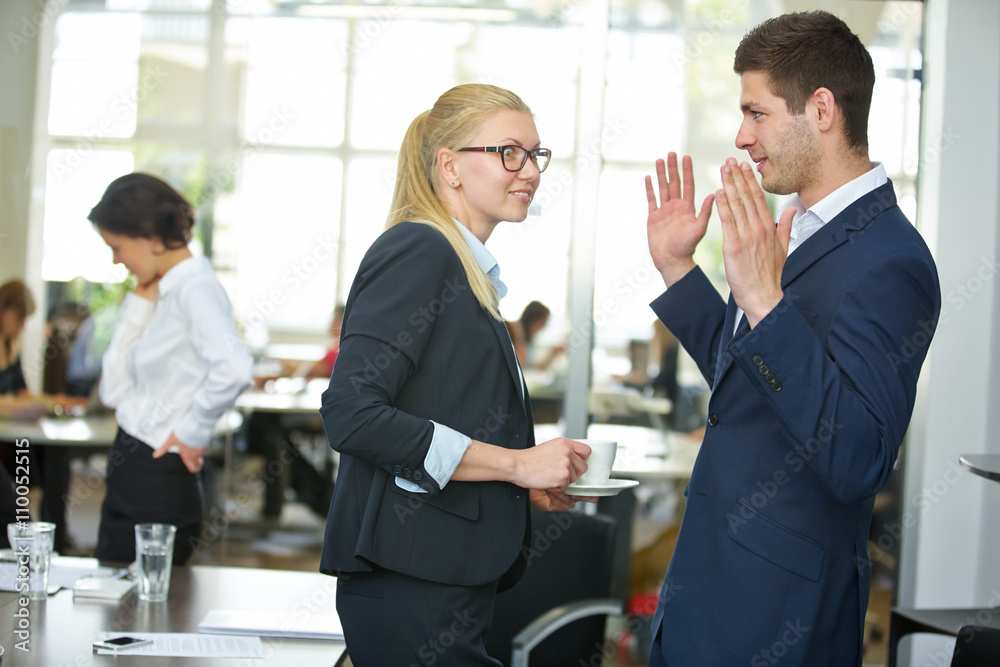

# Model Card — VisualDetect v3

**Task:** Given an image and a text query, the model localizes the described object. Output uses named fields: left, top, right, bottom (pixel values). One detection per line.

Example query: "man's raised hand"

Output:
left=645, top=152, right=715, bottom=288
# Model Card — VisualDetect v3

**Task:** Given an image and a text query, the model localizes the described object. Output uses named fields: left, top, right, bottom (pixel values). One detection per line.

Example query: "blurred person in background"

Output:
left=511, top=300, right=565, bottom=371
left=0, top=279, right=36, bottom=547
left=88, top=172, right=253, bottom=565
left=0, top=280, right=34, bottom=396
left=0, top=281, right=93, bottom=551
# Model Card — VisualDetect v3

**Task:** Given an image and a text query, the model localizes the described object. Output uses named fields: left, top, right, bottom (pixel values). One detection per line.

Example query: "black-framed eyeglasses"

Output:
left=457, top=145, right=551, bottom=173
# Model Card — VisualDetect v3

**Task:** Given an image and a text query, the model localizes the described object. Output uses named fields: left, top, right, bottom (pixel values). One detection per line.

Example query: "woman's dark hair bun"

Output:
left=88, top=172, right=194, bottom=249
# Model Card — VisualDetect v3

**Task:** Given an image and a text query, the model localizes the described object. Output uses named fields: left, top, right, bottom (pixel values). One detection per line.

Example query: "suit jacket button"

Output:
left=752, top=354, right=764, bottom=367
left=708, top=413, right=719, bottom=426
left=392, top=465, right=402, bottom=475
left=402, top=468, right=412, bottom=478
left=765, top=373, right=776, bottom=383
left=413, top=470, right=423, bottom=481
left=758, top=364, right=770, bottom=375
left=771, top=381, right=782, bottom=392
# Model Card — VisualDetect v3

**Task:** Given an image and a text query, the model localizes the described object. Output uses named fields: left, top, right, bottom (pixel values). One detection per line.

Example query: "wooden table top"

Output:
left=0, top=411, right=243, bottom=448
left=0, top=565, right=346, bottom=666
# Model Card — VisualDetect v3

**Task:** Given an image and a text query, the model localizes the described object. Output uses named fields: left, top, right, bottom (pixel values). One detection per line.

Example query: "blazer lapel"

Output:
left=781, top=181, right=896, bottom=288
left=712, top=297, right=743, bottom=391
left=780, top=224, right=848, bottom=289
left=488, top=316, right=528, bottom=418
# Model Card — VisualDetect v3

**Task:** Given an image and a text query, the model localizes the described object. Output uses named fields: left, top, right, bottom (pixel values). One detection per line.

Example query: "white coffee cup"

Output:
left=574, top=439, right=618, bottom=486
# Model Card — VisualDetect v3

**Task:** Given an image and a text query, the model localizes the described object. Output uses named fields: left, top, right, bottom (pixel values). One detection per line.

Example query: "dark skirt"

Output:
left=94, top=428, right=202, bottom=565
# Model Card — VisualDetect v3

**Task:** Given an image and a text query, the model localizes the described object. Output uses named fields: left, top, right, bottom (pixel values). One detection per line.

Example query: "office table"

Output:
left=235, top=379, right=325, bottom=415
left=234, top=380, right=332, bottom=519
left=0, top=414, right=117, bottom=448
left=0, top=564, right=346, bottom=666
left=533, top=423, right=701, bottom=606
left=959, top=453, right=1000, bottom=482
left=586, top=423, right=700, bottom=481
left=0, top=412, right=242, bottom=553
left=887, top=453, right=1000, bottom=666
left=0, top=411, right=243, bottom=448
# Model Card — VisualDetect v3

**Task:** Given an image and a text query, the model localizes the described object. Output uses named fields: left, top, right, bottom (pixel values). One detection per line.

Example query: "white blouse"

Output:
left=100, top=256, right=253, bottom=450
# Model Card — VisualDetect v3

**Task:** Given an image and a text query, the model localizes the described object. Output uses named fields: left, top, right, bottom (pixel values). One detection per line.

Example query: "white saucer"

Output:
left=566, top=479, right=639, bottom=497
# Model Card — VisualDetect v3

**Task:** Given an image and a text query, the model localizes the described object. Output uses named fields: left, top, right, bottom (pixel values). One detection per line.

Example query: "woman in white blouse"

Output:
left=89, top=173, right=253, bottom=564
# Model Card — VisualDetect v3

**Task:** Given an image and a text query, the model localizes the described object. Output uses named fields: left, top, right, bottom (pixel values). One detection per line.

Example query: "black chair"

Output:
left=889, top=610, right=1000, bottom=667
left=486, top=508, right=622, bottom=667
left=950, top=625, right=1000, bottom=667
left=890, top=459, right=1000, bottom=667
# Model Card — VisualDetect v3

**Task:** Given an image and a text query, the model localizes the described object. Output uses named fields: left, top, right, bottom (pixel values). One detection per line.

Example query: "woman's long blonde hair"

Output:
left=387, top=84, right=533, bottom=320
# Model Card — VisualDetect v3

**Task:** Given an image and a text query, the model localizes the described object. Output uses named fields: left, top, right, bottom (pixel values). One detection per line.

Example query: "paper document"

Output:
left=73, top=576, right=135, bottom=600
left=0, top=556, right=119, bottom=593
left=94, top=632, right=264, bottom=658
left=199, top=609, right=344, bottom=640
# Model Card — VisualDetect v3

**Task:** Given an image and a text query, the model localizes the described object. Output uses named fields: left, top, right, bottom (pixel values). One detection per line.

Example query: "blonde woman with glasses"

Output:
left=319, top=84, right=596, bottom=665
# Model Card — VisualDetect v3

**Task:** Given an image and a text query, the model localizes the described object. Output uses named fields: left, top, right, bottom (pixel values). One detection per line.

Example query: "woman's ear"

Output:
left=438, top=148, right=460, bottom=188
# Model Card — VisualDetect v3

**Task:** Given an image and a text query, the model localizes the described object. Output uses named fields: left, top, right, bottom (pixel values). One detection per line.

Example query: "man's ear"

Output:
left=438, top=148, right=460, bottom=188
left=811, top=87, right=837, bottom=133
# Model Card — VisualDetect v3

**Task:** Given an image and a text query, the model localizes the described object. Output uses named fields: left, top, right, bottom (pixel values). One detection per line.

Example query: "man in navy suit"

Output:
left=644, top=11, right=940, bottom=666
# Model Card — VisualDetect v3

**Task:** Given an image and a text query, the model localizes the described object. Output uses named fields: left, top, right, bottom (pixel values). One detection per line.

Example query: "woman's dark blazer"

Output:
left=319, top=221, right=533, bottom=589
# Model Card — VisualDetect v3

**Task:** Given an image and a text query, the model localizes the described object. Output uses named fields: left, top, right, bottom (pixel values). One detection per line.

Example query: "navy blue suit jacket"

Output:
left=319, top=222, right=532, bottom=590
left=649, top=181, right=940, bottom=665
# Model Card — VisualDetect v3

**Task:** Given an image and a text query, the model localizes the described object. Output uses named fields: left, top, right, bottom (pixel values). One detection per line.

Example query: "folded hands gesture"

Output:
left=715, top=158, right=794, bottom=326
left=645, top=152, right=795, bottom=328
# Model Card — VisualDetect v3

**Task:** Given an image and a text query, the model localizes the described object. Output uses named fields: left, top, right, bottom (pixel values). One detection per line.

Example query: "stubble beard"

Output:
left=761, top=114, right=823, bottom=196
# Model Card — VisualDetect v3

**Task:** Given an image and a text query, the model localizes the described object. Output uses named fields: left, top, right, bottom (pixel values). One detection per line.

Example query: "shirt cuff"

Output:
left=172, top=417, right=212, bottom=450
left=394, top=420, right=471, bottom=494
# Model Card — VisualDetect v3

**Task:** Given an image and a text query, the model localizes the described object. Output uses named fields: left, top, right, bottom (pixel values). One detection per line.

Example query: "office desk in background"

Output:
left=0, top=411, right=243, bottom=449
left=0, top=414, right=117, bottom=447
left=533, top=422, right=701, bottom=483
left=235, top=378, right=325, bottom=415
left=0, top=412, right=242, bottom=553
left=886, top=454, right=1000, bottom=667
left=0, top=414, right=118, bottom=552
left=0, top=564, right=347, bottom=666
left=523, top=370, right=676, bottom=428
left=234, top=379, right=333, bottom=520
left=533, top=423, right=701, bottom=605
left=959, top=453, right=1000, bottom=482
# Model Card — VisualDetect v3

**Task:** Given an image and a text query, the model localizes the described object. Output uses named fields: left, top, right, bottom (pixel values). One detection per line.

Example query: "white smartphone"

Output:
left=93, top=636, right=154, bottom=651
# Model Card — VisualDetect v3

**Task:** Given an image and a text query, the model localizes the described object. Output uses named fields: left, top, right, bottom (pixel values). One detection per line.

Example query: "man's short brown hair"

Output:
left=734, top=11, right=875, bottom=154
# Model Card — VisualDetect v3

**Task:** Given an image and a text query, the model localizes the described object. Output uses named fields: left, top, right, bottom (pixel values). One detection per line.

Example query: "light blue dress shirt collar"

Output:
left=453, top=218, right=524, bottom=400
left=454, top=219, right=508, bottom=300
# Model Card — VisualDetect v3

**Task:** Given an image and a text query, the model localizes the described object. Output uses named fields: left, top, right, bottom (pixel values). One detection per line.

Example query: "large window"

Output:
left=35, top=0, right=924, bottom=407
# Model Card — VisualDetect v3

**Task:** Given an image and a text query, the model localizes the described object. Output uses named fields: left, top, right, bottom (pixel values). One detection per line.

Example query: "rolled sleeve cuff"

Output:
left=173, top=418, right=212, bottom=450
left=394, top=420, right=471, bottom=494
